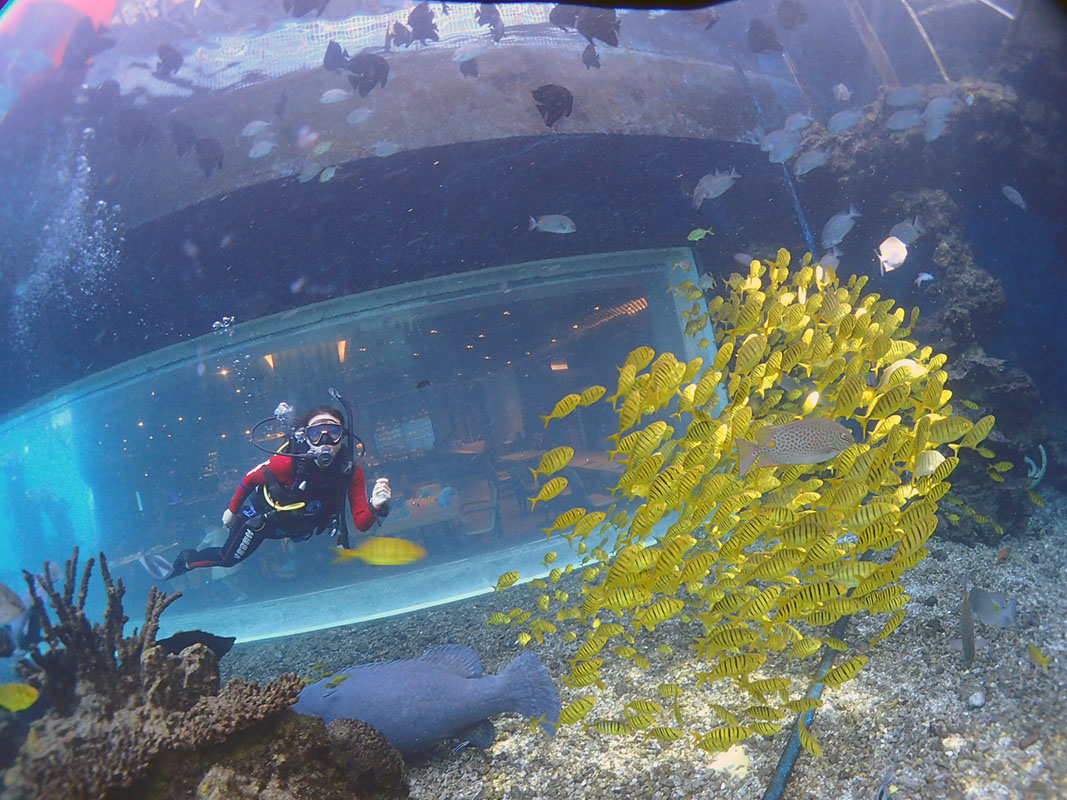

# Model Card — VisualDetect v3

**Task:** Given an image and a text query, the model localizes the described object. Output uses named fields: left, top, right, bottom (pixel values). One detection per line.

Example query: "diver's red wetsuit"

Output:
left=182, top=454, right=380, bottom=572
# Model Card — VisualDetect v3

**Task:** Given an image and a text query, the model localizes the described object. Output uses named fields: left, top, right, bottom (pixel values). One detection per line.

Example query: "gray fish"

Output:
left=923, top=95, right=959, bottom=122
left=887, top=109, right=923, bottom=131
left=886, top=85, right=923, bottom=107
left=828, top=108, right=863, bottom=132
left=294, top=644, right=561, bottom=756
left=793, top=147, right=829, bottom=176
left=821, top=204, right=860, bottom=249
left=768, top=136, right=799, bottom=164
left=0, top=581, right=25, bottom=626
left=969, top=587, right=1017, bottom=628
left=889, top=215, right=924, bottom=245
left=923, top=116, right=949, bottom=141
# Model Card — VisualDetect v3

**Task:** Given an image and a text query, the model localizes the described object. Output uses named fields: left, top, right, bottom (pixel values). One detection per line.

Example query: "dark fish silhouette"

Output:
left=549, top=4, right=578, bottom=31
left=157, top=629, right=236, bottom=660
left=274, top=90, right=288, bottom=118
left=323, top=40, right=349, bottom=72
left=582, top=44, right=600, bottom=70
left=576, top=7, right=619, bottom=47
left=294, top=645, right=560, bottom=756
left=532, top=84, right=573, bottom=128
left=747, top=18, right=783, bottom=53
left=116, top=109, right=155, bottom=151
left=460, top=58, right=478, bottom=78
left=154, top=44, right=183, bottom=78
left=284, top=0, right=330, bottom=17
left=171, top=119, right=197, bottom=157
left=777, top=0, right=809, bottom=30
left=195, top=137, right=223, bottom=178
left=415, top=379, right=432, bottom=389
left=407, top=1, right=439, bottom=45
left=389, top=21, right=414, bottom=49
left=61, top=18, right=115, bottom=69
left=345, top=53, right=389, bottom=98
left=476, top=4, right=505, bottom=42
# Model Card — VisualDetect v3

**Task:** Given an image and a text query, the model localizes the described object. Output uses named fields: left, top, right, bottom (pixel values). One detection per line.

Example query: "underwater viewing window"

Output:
left=0, top=247, right=715, bottom=642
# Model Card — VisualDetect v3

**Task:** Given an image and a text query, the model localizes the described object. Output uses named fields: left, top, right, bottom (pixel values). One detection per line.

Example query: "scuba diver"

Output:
left=163, top=390, right=390, bottom=580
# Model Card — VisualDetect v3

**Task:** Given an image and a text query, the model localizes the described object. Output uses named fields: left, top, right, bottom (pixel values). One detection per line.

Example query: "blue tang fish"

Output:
left=294, top=644, right=560, bottom=756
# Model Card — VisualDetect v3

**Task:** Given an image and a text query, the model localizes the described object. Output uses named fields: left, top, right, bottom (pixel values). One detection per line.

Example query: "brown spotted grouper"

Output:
left=293, top=644, right=560, bottom=756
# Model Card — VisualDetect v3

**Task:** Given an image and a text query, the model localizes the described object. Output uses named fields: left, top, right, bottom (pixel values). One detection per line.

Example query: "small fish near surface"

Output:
left=576, top=7, right=620, bottom=47
left=821, top=204, right=861, bottom=249
left=294, top=644, right=561, bottom=756
left=332, top=536, right=428, bottom=566
left=747, top=18, right=783, bottom=54
left=346, top=53, right=389, bottom=98
left=876, top=235, right=908, bottom=275
left=323, top=40, right=350, bottom=72
left=529, top=214, right=576, bottom=234
left=582, top=44, right=600, bottom=70
left=476, top=4, right=506, bottom=42
left=549, top=4, right=579, bottom=31
left=156, top=629, right=236, bottom=660
left=913, top=271, right=935, bottom=289
left=195, top=137, right=223, bottom=178
left=407, top=1, right=440, bottom=45
left=154, top=44, right=183, bottom=78
left=531, top=84, right=573, bottom=127
left=1002, top=185, right=1026, bottom=211
left=692, top=168, right=739, bottom=209
left=737, top=418, right=855, bottom=477
left=776, top=0, right=809, bottom=30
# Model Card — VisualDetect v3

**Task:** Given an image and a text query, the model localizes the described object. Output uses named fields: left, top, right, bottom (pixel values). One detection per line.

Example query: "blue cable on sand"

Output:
left=729, top=54, right=817, bottom=255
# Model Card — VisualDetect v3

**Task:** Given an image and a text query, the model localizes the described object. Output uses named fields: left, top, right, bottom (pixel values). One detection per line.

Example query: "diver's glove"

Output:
left=222, top=509, right=237, bottom=530
left=371, top=478, right=391, bottom=512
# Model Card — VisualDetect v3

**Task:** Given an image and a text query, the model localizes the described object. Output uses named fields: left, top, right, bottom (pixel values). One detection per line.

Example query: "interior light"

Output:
left=550, top=362, right=569, bottom=371
left=337, top=340, right=347, bottom=362
left=263, top=353, right=275, bottom=369
left=219, top=368, right=229, bottom=376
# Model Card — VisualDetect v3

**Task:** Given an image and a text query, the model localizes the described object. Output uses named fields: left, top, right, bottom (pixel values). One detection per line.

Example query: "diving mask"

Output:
left=305, top=422, right=344, bottom=445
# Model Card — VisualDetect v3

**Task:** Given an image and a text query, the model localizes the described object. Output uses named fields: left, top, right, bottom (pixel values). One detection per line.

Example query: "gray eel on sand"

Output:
left=293, top=644, right=561, bottom=756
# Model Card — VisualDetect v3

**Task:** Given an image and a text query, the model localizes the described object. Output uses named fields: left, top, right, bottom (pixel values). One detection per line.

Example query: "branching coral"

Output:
left=4, top=548, right=306, bottom=800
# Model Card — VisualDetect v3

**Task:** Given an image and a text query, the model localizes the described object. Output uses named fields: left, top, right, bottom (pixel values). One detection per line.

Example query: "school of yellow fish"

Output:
left=497, top=248, right=1000, bottom=756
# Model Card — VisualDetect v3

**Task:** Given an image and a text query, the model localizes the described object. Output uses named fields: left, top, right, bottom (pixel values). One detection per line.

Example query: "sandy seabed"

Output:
left=223, top=488, right=1067, bottom=800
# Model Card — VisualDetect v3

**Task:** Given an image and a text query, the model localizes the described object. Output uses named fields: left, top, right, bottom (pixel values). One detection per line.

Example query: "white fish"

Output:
left=529, top=214, right=576, bottom=234
left=768, top=137, right=799, bottom=164
left=313, top=140, right=333, bottom=157
left=793, top=147, right=829, bottom=176
left=0, top=581, right=25, bottom=625
left=241, top=120, right=271, bottom=137
left=821, top=205, right=861, bottom=249
left=832, top=83, right=851, bottom=102
left=784, top=112, right=813, bottom=131
left=248, top=139, right=275, bottom=158
left=1002, top=185, right=1026, bottom=210
left=913, top=272, right=934, bottom=289
left=453, top=41, right=491, bottom=62
left=876, top=235, right=908, bottom=275
left=760, top=128, right=794, bottom=152
left=886, top=85, right=923, bottom=107
left=889, top=216, right=924, bottom=245
left=923, top=116, right=949, bottom=141
left=372, top=141, right=400, bottom=157
left=887, top=109, right=923, bottom=131
left=298, top=163, right=323, bottom=183
left=319, top=166, right=337, bottom=182
left=692, top=168, right=739, bottom=209
left=819, top=246, right=841, bottom=270
left=828, top=108, right=863, bottom=132
left=320, top=88, right=350, bottom=104
left=346, top=108, right=372, bottom=125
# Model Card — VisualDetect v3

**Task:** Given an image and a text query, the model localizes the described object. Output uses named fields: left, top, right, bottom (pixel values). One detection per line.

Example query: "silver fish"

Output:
left=784, top=112, right=813, bottom=131
left=294, top=645, right=561, bottom=755
left=240, top=120, right=271, bottom=137
left=969, top=587, right=1018, bottom=628
left=529, top=214, right=576, bottom=234
left=923, top=95, right=959, bottom=122
left=768, top=137, right=799, bottom=164
left=1002, top=185, right=1026, bottom=211
left=832, top=83, right=851, bottom=102
left=913, top=272, right=934, bottom=289
left=346, top=108, right=372, bottom=125
left=793, top=147, right=829, bottom=176
left=821, top=204, right=861, bottom=249
left=319, top=88, right=350, bottom=104
left=828, top=108, right=863, bottom=132
left=923, top=116, right=949, bottom=141
left=760, top=128, right=795, bottom=152
left=0, top=581, right=26, bottom=625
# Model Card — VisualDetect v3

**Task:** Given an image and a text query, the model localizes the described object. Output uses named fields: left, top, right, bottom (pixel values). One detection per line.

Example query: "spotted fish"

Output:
left=736, top=418, right=855, bottom=476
